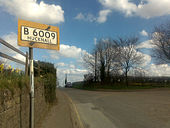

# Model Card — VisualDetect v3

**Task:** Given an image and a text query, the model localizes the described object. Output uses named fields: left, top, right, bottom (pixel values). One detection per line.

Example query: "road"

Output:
left=61, top=88, right=170, bottom=128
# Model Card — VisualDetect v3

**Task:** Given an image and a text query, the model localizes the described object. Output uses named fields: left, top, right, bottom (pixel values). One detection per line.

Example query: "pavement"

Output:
left=37, top=89, right=73, bottom=128
left=61, top=88, right=170, bottom=128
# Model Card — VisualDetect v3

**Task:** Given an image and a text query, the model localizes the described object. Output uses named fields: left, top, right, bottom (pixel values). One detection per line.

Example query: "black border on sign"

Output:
left=20, top=25, right=57, bottom=45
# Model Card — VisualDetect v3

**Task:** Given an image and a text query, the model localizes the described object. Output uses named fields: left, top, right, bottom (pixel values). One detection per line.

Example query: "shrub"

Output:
left=43, top=73, right=57, bottom=104
left=0, top=73, right=29, bottom=95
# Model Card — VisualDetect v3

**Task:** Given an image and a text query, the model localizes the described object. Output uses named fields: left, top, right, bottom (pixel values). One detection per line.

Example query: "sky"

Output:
left=0, top=0, right=170, bottom=86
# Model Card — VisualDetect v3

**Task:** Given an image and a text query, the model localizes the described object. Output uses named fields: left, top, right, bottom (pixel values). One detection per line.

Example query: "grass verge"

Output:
left=72, top=82, right=170, bottom=91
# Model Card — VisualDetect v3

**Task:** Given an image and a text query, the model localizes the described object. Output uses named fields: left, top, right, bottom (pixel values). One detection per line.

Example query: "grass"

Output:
left=72, top=82, right=170, bottom=91
left=0, top=72, right=57, bottom=104
left=0, top=73, right=29, bottom=89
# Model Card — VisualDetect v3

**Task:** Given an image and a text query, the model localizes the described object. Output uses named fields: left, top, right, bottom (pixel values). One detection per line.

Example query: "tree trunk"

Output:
left=125, top=70, right=128, bottom=87
left=100, top=62, right=105, bottom=83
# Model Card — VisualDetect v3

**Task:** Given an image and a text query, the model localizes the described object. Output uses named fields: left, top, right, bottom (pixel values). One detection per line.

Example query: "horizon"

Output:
left=0, top=0, right=170, bottom=87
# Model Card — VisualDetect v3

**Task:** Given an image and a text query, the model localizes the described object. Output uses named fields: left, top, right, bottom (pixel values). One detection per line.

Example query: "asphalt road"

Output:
left=61, top=88, right=170, bottom=128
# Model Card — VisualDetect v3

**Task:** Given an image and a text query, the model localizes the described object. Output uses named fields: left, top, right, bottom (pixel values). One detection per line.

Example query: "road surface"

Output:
left=61, top=88, right=170, bottom=128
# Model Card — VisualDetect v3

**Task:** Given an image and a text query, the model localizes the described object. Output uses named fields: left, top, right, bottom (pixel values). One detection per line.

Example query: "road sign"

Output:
left=18, top=19, right=60, bottom=128
left=18, top=19, right=60, bottom=50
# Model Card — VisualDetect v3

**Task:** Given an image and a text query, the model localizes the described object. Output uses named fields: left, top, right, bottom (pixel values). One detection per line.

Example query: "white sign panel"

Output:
left=21, top=26, right=57, bottom=45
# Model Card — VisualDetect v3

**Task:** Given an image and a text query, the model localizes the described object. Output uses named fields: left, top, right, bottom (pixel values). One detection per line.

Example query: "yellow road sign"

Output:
left=18, top=19, right=60, bottom=50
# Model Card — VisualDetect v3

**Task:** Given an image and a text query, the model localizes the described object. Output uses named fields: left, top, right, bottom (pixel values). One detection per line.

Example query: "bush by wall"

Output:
left=0, top=60, right=57, bottom=128
left=34, top=61, right=57, bottom=104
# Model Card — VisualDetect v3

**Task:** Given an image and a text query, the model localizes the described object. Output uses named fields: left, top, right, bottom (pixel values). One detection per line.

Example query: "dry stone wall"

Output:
left=0, top=84, right=48, bottom=128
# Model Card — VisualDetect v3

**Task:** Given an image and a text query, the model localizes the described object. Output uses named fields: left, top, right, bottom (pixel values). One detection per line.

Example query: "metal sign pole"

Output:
left=18, top=19, right=60, bottom=128
left=29, top=48, right=34, bottom=128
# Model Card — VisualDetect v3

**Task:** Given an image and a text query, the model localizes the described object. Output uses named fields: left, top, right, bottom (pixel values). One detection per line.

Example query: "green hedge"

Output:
left=43, top=73, right=57, bottom=104
left=0, top=61, right=57, bottom=104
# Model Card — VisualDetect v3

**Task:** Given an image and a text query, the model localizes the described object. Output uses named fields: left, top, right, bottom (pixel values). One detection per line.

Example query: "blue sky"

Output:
left=0, top=0, right=170, bottom=86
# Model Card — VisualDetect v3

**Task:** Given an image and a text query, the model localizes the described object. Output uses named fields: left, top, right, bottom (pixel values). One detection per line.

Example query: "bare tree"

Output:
left=95, top=39, right=121, bottom=83
left=83, top=39, right=119, bottom=83
left=83, top=37, right=144, bottom=86
left=83, top=51, right=100, bottom=82
left=83, top=52, right=95, bottom=73
left=114, top=37, right=144, bottom=86
left=151, top=22, right=170, bottom=64
left=132, top=68, right=146, bottom=84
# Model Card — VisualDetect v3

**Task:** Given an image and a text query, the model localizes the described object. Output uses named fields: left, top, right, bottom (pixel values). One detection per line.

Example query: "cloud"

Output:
left=51, top=45, right=90, bottom=87
left=56, top=62, right=88, bottom=86
left=147, top=64, right=170, bottom=77
left=62, top=68, right=87, bottom=75
left=57, top=63, right=76, bottom=69
left=74, top=10, right=112, bottom=23
left=97, top=9, right=112, bottom=23
left=137, top=40, right=155, bottom=49
left=57, top=64, right=88, bottom=87
left=0, top=32, right=26, bottom=69
left=142, top=53, right=151, bottom=67
left=140, top=30, right=148, bottom=37
left=1, top=32, right=25, bottom=62
left=98, top=0, right=170, bottom=19
left=75, top=13, right=85, bottom=20
left=75, top=0, right=170, bottom=23
left=136, top=0, right=170, bottom=19
left=0, top=0, right=64, bottom=24
left=13, top=54, right=26, bottom=63
left=98, top=0, right=137, bottom=16
left=2, top=32, right=19, bottom=50
left=123, top=51, right=170, bottom=77
left=74, top=13, right=96, bottom=22
left=49, top=44, right=88, bottom=60
left=69, top=64, right=75, bottom=69
left=57, top=62, right=66, bottom=67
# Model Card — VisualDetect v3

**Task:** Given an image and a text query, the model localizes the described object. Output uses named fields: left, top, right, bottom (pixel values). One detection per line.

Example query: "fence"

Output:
left=0, top=38, right=29, bottom=75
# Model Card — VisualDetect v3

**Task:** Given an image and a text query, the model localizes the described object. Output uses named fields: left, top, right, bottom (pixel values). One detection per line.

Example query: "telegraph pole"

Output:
left=65, top=73, right=67, bottom=85
left=95, top=51, right=97, bottom=82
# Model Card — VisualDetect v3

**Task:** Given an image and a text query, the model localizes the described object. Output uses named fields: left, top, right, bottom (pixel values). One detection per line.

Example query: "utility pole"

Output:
left=65, top=73, right=67, bottom=85
left=95, top=51, right=97, bottom=82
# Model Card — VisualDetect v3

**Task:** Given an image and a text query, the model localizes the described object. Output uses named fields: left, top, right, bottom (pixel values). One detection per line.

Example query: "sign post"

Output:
left=29, top=47, right=34, bottom=128
left=18, top=19, right=60, bottom=128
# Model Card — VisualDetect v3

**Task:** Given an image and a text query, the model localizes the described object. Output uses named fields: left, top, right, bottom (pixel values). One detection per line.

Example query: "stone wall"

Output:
left=0, top=84, right=48, bottom=128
